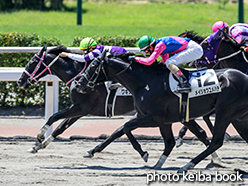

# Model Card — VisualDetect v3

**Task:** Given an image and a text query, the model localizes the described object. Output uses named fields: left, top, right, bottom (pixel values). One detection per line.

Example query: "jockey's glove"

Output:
left=128, top=55, right=137, bottom=63
left=240, top=46, right=248, bottom=52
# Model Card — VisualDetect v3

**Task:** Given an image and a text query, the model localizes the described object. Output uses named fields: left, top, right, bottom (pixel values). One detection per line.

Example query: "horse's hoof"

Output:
left=153, top=155, right=167, bottom=169
left=206, top=158, right=225, bottom=169
left=142, top=151, right=149, bottom=162
left=176, top=137, right=183, bottom=148
left=83, top=151, right=94, bottom=158
left=177, top=162, right=195, bottom=173
left=27, top=147, right=38, bottom=154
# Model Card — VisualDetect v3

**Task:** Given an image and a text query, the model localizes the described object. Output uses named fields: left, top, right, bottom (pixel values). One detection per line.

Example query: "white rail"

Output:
left=0, top=47, right=139, bottom=53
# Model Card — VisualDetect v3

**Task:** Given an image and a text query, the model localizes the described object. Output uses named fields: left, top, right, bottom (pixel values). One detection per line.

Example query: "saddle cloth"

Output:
left=169, top=68, right=221, bottom=98
left=104, top=81, right=132, bottom=117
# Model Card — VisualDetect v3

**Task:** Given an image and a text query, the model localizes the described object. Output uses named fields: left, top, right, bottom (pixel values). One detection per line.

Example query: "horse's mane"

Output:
left=112, top=52, right=135, bottom=60
left=178, top=30, right=205, bottom=44
left=48, top=45, right=72, bottom=56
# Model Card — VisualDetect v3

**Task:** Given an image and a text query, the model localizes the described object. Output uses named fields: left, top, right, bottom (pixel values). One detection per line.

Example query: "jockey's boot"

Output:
left=177, top=74, right=191, bottom=93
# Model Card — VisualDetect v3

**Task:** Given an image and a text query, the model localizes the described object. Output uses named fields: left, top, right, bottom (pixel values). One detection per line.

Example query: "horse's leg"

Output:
left=178, top=115, right=230, bottom=173
left=28, top=117, right=81, bottom=153
left=154, top=124, right=175, bottom=168
left=123, top=114, right=158, bottom=162
left=184, top=120, right=220, bottom=162
left=232, top=119, right=248, bottom=143
left=184, top=120, right=210, bottom=146
left=37, top=103, right=82, bottom=142
left=203, top=114, right=214, bottom=134
left=175, top=126, right=188, bottom=148
left=204, top=112, right=231, bottom=140
left=84, top=125, right=125, bottom=158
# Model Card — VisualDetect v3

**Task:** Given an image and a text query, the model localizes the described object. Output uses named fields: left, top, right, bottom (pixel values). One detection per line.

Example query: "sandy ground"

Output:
left=0, top=115, right=247, bottom=186
left=0, top=139, right=248, bottom=186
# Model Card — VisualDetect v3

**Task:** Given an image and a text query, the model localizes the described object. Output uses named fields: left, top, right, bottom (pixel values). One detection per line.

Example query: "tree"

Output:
left=0, top=0, right=64, bottom=11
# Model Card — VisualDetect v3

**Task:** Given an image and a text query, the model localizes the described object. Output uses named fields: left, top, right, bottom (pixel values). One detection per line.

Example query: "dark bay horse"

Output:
left=176, top=30, right=248, bottom=147
left=78, top=51, right=248, bottom=172
left=18, top=46, right=213, bottom=169
left=17, top=45, right=135, bottom=153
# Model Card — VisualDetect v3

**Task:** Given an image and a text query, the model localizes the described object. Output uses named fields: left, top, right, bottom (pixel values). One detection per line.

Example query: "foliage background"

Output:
left=0, top=1, right=247, bottom=45
left=0, top=32, right=139, bottom=110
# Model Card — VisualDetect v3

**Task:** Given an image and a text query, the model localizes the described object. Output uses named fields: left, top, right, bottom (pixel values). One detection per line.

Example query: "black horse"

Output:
left=17, top=45, right=135, bottom=153
left=84, top=32, right=215, bottom=158
left=176, top=30, right=248, bottom=147
left=77, top=51, right=248, bottom=172
left=18, top=46, right=214, bottom=168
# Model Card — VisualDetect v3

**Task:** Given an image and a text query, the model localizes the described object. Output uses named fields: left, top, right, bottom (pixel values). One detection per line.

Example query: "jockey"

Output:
left=212, top=21, right=248, bottom=52
left=59, top=37, right=127, bottom=62
left=60, top=37, right=127, bottom=92
left=229, top=23, right=248, bottom=49
left=134, top=35, right=203, bottom=93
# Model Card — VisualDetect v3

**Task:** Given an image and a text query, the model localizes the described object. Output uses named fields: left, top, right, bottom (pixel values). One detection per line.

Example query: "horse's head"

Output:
left=17, top=46, right=56, bottom=89
left=193, top=28, right=248, bottom=71
left=74, top=51, right=134, bottom=94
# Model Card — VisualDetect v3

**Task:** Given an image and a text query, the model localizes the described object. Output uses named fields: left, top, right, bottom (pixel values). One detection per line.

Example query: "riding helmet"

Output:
left=138, top=35, right=155, bottom=52
left=212, top=21, right=229, bottom=33
left=80, top=38, right=97, bottom=50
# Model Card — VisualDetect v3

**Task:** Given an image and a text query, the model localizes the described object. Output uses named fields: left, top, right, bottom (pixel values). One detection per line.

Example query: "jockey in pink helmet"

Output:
left=212, top=21, right=248, bottom=52
left=212, top=21, right=229, bottom=33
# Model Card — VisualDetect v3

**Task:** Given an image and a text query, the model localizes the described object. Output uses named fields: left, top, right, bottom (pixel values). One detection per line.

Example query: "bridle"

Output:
left=81, top=52, right=133, bottom=90
left=196, top=29, right=248, bottom=70
left=25, top=50, right=88, bottom=86
left=24, top=51, right=56, bottom=84
left=212, top=30, right=248, bottom=70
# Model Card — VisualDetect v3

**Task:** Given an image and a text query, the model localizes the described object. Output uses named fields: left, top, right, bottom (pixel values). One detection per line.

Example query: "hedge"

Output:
left=0, top=32, right=140, bottom=109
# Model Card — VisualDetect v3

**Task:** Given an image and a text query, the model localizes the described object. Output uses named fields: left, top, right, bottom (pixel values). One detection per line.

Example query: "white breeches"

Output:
left=165, top=40, right=203, bottom=67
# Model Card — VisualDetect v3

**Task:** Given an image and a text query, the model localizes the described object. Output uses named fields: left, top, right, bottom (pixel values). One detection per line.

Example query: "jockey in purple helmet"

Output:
left=134, top=35, right=203, bottom=93
left=60, top=37, right=127, bottom=93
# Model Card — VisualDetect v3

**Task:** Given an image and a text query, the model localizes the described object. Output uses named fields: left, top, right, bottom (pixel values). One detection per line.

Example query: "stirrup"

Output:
left=176, top=86, right=191, bottom=93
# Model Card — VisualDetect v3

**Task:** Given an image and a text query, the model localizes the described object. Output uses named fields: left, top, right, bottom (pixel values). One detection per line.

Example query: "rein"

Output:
left=65, top=61, right=87, bottom=86
left=84, top=56, right=133, bottom=89
left=197, top=30, right=248, bottom=69
left=211, top=50, right=242, bottom=69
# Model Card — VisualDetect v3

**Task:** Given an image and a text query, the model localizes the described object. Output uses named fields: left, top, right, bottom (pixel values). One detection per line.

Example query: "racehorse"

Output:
left=17, top=45, right=135, bottom=153
left=18, top=46, right=214, bottom=168
left=176, top=30, right=248, bottom=146
left=77, top=51, right=248, bottom=172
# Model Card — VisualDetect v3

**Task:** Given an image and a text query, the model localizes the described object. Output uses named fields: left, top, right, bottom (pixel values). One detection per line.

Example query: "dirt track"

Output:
left=0, top=139, right=248, bottom=186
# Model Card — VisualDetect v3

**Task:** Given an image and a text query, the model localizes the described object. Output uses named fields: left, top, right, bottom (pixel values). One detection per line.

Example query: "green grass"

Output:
left=0, top=2, right=247, bottom=45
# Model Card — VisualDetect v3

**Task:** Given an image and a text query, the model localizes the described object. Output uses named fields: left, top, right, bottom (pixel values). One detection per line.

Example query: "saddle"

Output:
left=170, top=68, right=221, bottom=99
left=104, top=81, right=132, bottom=117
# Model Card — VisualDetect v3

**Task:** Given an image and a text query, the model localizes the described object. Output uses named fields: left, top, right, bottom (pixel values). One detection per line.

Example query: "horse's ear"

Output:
left=38, top=46, right=47, bottom=56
